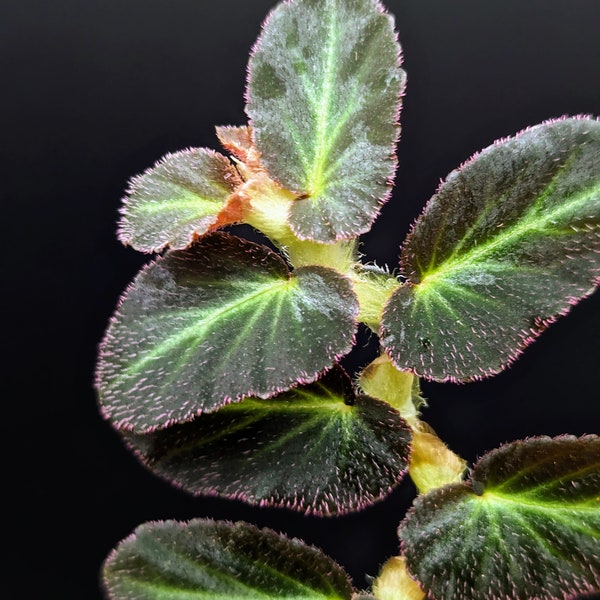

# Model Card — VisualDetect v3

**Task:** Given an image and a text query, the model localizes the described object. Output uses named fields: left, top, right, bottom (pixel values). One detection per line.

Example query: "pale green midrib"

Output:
left=294, top=380, right=347, bottom=403
left=480, top=490, right=599, bottom=512
left=121, top=567, right=329, bottom=600
left=226, top=398, right=348, bottom=413
left=122, top=279, right=292, bottom=378
left=124, top=547, right=263, bottom=596
left=134, top=196, right=224, bottom=215
left=444, top=155, right=576, bottom=267
left=211, top=294, right=273, bottom=382
left=128, top=539, right=339, bottom=599
left=490, top=454, right=600, bottom=492
left=508, top=510, right=571, bottom=563
left=249, top=413, right=328, bottom=459
left=320, top=19, right=394, bottom=185
left=159, top=400, right=348, bottom=456
left=485, top=505, right=515, bottom=573
left=304, top=10, right=395, bottom=194
left=418, top=288, right=460, bottom=320
left=246, top=554, right=341, bottom=598
left=419, top=181, right=600, bottom=287
left=307, top=6, right=338, bottom=196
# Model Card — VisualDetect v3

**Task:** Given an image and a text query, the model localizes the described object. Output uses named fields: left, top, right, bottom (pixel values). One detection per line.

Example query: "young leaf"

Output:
left=399, top=435, right=600, bottom=600
left=96, top=232, right=358, bottom=433
left=215, top=124, right=256, bottom=164
left=123, top=367, right=412, bottom=515
left=381, top=116, right=600, bottom=381
left=246, top=0, right=405, bottom=243
left=118, top=148, right=243, bottom=253
left=102, top=518, right=354, bottom=599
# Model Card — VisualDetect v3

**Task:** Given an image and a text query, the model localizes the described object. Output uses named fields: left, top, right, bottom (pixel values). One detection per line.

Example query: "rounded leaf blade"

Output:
left=399, top=435, right=600, bottom=600
left=118, top=148, right=243, bottom=253
left=123, top=367, right=412, bottom=515
left=103, top=518, right=354, bottom=599
left=382, top=117, right=600, bottom=381
left=95, top=232, right=358, bottom=433
left=246, top=0, right=405, bottom=242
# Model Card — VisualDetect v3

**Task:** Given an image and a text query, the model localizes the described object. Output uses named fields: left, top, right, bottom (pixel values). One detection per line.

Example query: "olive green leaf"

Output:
left=118, top=148, right=243, bottom=253
left=399, top=435, right=600, bottom=600
left=95, top=232, right=358, bottom=433
left=124, top=367, right=412, bottom=515
left=103, top=518, right=354, bottom=599
left=246, top=0, right=405, bottom=242
left=381, top=116, right=600, bottom=381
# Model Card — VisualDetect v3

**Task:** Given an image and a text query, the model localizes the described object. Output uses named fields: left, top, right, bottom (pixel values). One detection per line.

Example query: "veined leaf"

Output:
left=124, top=367, right=412, bottom=515
left=246, top=0, right=405, bottom=243
left=118, top=148, right=243, bottom=253
left=95, top=232, right=358, bottom=433
left=399, top=435, right=600, bottom=600
left=102, top=518, right=354, bottom=600
left=381, top=117, right=600, bottom=381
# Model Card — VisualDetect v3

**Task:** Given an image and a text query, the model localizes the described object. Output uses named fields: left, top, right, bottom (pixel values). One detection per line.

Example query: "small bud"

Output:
left=409, top=421, right=467, bottom=494
left=372, top=556, right=425, bottom=600
left=358, top=354, right=421, bottom=424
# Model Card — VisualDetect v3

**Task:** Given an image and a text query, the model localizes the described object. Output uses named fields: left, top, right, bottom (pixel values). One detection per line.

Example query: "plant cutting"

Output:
left=94, top=0, right=600, bottom=598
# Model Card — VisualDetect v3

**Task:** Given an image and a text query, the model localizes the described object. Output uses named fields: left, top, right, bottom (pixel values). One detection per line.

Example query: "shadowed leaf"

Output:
left=96, top=232, right=358, bottom=433
left=399, top=435, right=600, bottom=600
left=124, top=367, right=412, bottom=515
left=246, top=0, right=404, bottom=242
left=382, top=116, right=600, bottom=381
left=103, top=518, right=354, bottom=599
left=118, top=148, right=243, bottom=253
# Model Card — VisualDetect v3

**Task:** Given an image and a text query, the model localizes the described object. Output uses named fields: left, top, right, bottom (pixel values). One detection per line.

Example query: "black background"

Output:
left=3, top=1, right=600, bottom=598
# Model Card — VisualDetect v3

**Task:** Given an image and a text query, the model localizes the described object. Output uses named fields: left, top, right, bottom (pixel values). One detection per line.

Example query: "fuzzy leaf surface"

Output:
left=103, top=518, right=353, bottom=599
left=118, top=148, right=242, bottom=252
left=381, top=117, right=600, bottom=381
left=246, top=0, right=404, bottom=242
left=399, top=435, right=600, bottom=600
left=124, top=367, right=412, bottom=515
left=96, top=233, right=358, bottom=433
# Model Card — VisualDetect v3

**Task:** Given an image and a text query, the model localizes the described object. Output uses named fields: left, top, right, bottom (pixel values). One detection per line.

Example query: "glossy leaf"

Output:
left=103, top=518, right=354, bottom=599
left=123, top=367, right=412, bottom=515
left=96, top=232, right=358, bottom=433
left=399, top=435, right=600, bottom=600
left=381, top=116, right=600, bottom=381
left=246, top=0, right=405, bottom=242
left=118, top=148, right=243, bottom=253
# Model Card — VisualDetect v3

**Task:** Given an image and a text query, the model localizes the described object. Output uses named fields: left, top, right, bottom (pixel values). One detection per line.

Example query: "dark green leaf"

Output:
left=382, top=117, right=600, bottom=381
left=399, top=435, right=600, bottom=600
left=96, top=232, right=358, bottom=433
left=246, top=0, right=405, bottom=242
left=103, top=518, right=354, bottom=599
left=118, top=148, right=243, bottom=253
left=124, top=367, right=412, bottom=515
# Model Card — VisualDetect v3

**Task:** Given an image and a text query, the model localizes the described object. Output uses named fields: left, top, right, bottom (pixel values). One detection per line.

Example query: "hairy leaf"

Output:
left=96, top=232, right=358, bottom=433
left=399, top=435, right=600, bottom=600
left=124, top=367, right=412, bottom=515
left=118, top=148, right=243, bottom=252
left=216, top=124, right=255, bottom=163
left=103, top=518, right=353, bottom=599
left=246, top=0, right=405, bottom=242
left=381, top=116, right=600, bottom=381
